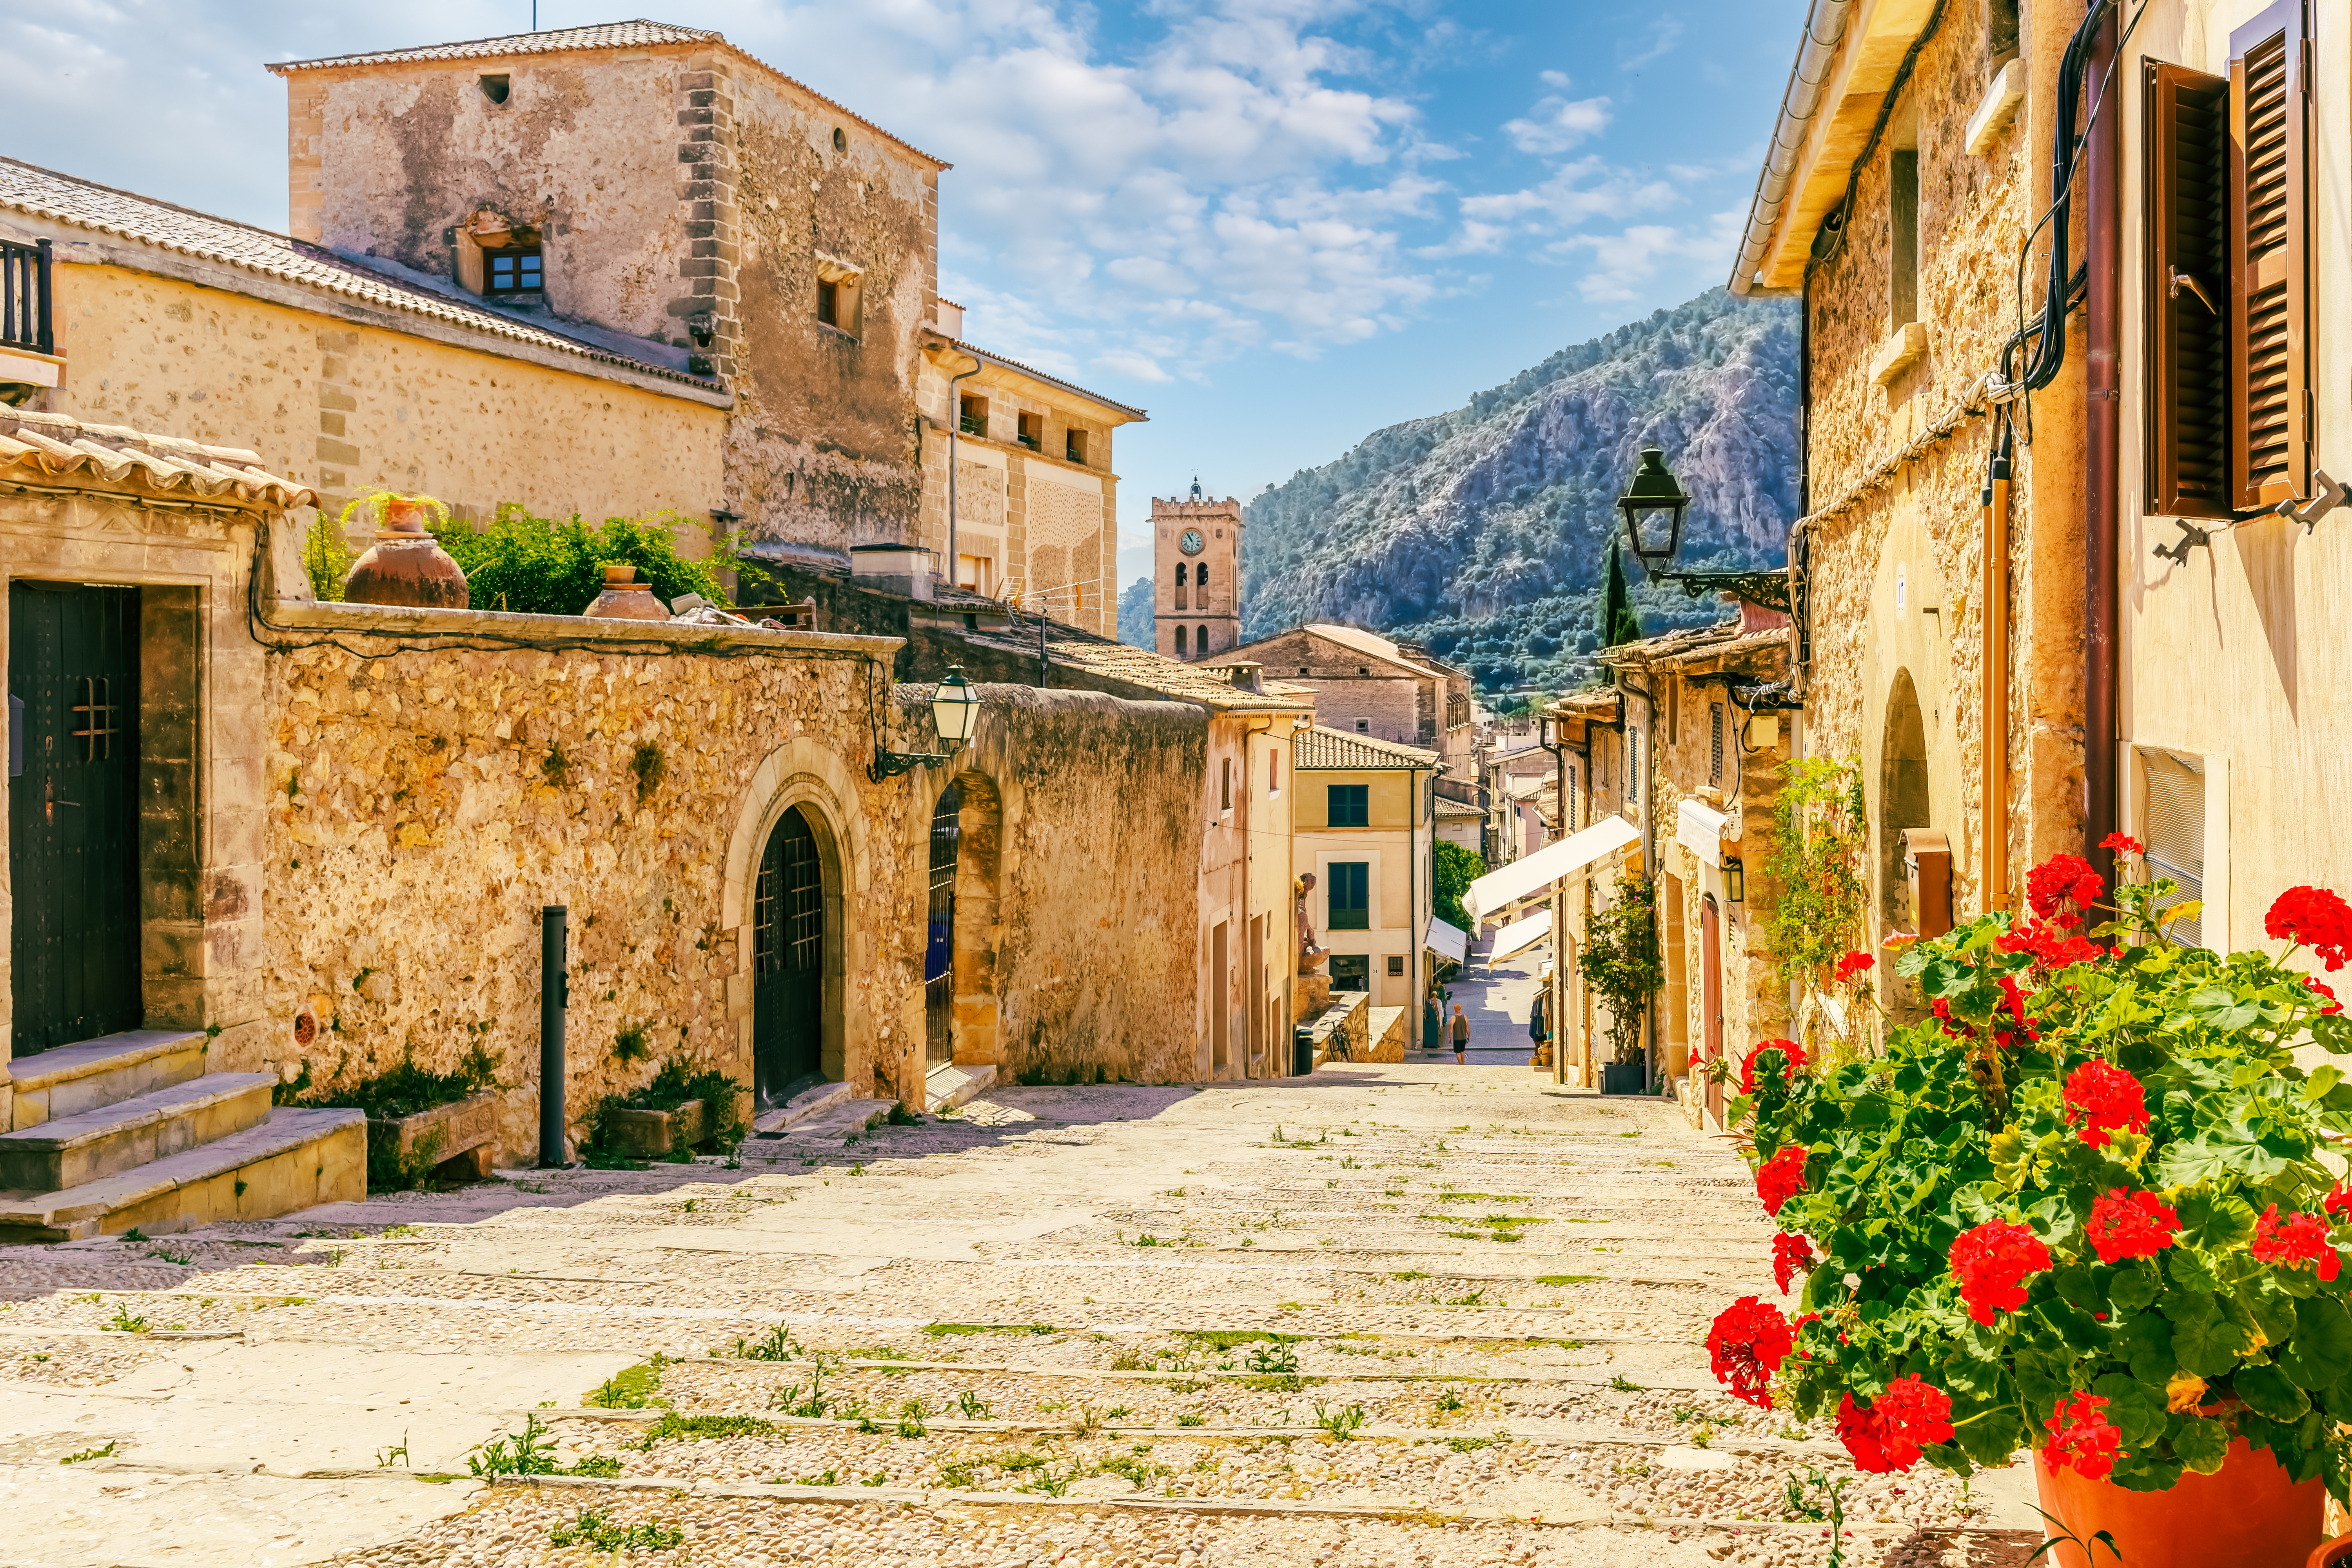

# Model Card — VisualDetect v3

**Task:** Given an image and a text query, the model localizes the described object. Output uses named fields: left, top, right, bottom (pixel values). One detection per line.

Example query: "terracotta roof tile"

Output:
left=0, top=156, right=718, bottom=390
left=1292, top=725, right=1439, bottom=770
left=0, top=408, right=315, bottom=510
left=947, top=340, right=1148, bottom=421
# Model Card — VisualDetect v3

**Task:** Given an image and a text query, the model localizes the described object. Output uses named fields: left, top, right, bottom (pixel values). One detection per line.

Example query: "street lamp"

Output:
left=1722, top=855, right=1746, bottom=903
left=1616, top=445, right=1691, bottom=569
left=871, top=665, right=982, bottom=780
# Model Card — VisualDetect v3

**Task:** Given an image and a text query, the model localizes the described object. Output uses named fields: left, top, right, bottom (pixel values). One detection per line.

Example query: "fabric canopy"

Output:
left=1462, top=814, right=1640, bottom=925
left=1487, top=910, right=1552, bottom=965
left=1424, top=916, right=1468, bottom=965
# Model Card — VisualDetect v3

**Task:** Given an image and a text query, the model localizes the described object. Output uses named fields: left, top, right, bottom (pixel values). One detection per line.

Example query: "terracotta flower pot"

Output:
left=2310, top=1531, right=2352, bottom=1566
left=343, top=496, right=469, bottom=610
left=582, top=562, right=671, bottom=621
left=2034, top=1436, right=2325, bottom=1568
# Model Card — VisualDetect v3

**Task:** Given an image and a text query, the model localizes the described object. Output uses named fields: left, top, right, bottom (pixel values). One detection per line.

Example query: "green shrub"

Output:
left=285, top=1042, right=501, bottom=1120
left=1432, top=841, right=1486, bottom=935
left=431, top=505, right=736, bottom=617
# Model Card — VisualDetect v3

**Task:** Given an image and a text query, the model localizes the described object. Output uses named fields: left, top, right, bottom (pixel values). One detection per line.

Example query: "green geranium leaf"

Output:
left=2173, top=1413, right=2231, bottom=1474
left=2091, top=1371, right=2168, bottom=1447
left=2243, top=1284, right=2298, bottom=1349
left=2234, top=1363, right=2310, bottom=1423
left=2107, top=1260, right=2161, bottom=1315
left=2168, top=1249, right=2220, bottom=1294
left=2304, top=1065, right=2343, bottom=1100
left=2278, top=1295, right=2352, bottom=1390
left=2165, top=1292, right=2249, bottom=1377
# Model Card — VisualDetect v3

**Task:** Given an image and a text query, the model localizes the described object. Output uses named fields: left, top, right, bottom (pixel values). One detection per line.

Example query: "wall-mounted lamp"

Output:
left=1722, top=855, right=1745, bottom=903
left=871, top=665, right=980, bottom=781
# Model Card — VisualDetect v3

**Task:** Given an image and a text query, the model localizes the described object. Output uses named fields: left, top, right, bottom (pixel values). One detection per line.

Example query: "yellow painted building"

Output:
left=1290, top=726, right=1439, bottom=1016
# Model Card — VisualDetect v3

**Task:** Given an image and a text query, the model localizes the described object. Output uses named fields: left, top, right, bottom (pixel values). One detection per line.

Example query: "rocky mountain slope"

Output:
left=1238, top=287, right=1798, bottom=690
left=1118, top=574, right=1154, bottom=648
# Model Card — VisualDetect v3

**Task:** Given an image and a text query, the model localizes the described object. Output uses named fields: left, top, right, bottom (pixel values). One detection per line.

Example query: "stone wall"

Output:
left=1795, top=0, right=2086, bottom=937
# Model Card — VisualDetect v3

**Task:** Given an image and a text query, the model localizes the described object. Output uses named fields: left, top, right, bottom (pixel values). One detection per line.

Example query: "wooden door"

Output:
left=1700, top=894, right=1724, bottom=1126
left=9, top=582, right=142, bottom=1056
left=753, top=806, right=824, bottom=1103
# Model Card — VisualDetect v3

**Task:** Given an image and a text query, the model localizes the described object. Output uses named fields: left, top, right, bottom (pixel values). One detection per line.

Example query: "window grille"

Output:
left=2142, top=750, right=2206, bottom=947
left=1710, top=704, right=1724, bottom=784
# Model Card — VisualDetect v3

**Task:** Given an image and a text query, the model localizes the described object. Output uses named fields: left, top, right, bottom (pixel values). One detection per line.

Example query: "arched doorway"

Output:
left=753, top=806, right=826, bottom=1105
left=1879, top=670, right=1930, bottom=930
left=924, top=780, right=962, bottom=1070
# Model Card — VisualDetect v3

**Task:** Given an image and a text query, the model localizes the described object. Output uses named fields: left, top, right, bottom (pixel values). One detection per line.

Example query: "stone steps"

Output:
left=750, top=1080, right=855, bottom=1137
left=761, top=1096, right=891, bottom=1146
left=0, top=1106, right=365, bottom=1241
left=925, top=1062, right=996, bottom=1113
left=6, top=1029, right=208, bottom=1131
left=0, top=1073, right=274, bottom=1191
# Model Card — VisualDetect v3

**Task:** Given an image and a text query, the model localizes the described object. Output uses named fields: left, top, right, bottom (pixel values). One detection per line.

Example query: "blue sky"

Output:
left=2, top=0, right=1801, bottom=584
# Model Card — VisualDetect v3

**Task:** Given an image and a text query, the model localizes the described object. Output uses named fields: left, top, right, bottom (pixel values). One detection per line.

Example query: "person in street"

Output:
left=1450, top=1004, right=1470, bottom=1065
left=1529, top=989, right=1550, bottom=1065
left=1423, top=991, right=1442, bottom=1053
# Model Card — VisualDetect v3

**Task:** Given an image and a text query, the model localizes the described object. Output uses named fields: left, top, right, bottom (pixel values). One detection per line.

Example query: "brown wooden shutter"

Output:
left=2143, top=62, right=2231, bottom=519
left=2228, top=0, right=2311, bottom=510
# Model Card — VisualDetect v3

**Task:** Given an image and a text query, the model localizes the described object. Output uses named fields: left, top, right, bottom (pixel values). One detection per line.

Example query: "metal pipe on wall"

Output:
left=538, top=904, right=570, bottom=1168
left=2083, top=1, right=2122, bottom=886
left=1981, top=432, right=2013, bottom=911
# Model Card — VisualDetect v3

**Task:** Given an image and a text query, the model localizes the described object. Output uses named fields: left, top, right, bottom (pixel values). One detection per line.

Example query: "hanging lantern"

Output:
left=1616, top=445, right=1692, bottom=568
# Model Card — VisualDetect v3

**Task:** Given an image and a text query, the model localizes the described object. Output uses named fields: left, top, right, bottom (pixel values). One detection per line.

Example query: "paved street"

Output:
left=1421, top=940, right=1548, bottom=1068
left=0, top=1070, right=2038, bottom=1567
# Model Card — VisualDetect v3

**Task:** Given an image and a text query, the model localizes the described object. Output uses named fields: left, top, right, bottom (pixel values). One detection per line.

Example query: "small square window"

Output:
left=1065, top=428, right=1088, bottom=464
left=1327, top=784, right=1368, bottom=827
left=1385, top=955, right=1404, bottom=977
left=960, top=395, right=987, bottom=438
left=486, top=246, right=542, bottom=295
left=1354, top=718, right=1369, bottom=733
left=1017, top=412, right=1043, bottom=452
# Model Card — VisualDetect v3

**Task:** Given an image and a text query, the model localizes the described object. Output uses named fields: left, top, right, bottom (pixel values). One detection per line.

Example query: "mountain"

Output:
left=1118, top=574, right=1154, bottom=648
left=1241, top=287, right=1798, bottom=692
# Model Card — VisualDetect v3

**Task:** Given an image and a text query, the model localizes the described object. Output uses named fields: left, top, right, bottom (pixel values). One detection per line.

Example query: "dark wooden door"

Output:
left=9, top=582, right=142, bottom=1056
left=924, top=782, right=961, bottom=1069
left=752, top=806, right=824, bottom=1104
left=1700, top=894, right=1724, bottom=1126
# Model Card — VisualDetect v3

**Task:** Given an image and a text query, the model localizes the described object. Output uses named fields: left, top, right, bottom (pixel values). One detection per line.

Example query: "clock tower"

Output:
left=1153, top=479, right=1245, bottom=661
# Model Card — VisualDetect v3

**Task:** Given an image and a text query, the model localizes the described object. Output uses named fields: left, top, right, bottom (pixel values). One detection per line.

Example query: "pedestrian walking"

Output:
left=1529, top=991, right=1550, bottom=1065
left=1423, top=992, right=1442, bottom=1053
left=1450, top=1003, right=1470, bottom=1065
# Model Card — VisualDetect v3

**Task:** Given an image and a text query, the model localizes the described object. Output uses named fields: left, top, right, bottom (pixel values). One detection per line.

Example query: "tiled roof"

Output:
left=947, top=617, right=1309, bottom=713
left=0, top=156, right=717, bottom=391
left=1594, top=621, right=1788, bottom=669
left=1292, top=726, right=1439, bottom=770
left=1435, top=797, right=1484, bottom=818
left=1299, top=623, right=1444, bottom=680
left=0, top=409, right=315, bottom=511
left=268, top=20, right=952, bottom=171
left=948, top=340, right=1149, bottom=421
left=270, top=19, right=715, bottom=69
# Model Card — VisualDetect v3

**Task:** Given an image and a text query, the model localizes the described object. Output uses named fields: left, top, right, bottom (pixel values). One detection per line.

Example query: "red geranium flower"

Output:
left=2043, top=1392, right=2123, bottom=1479
left=1707, top=1296, right=1796, bottom=1408
left=1836, top=1377, right=1956, bottom=1472
left=2307, top=976, right=2344, bottom=1016
left=2082, top=1189, right=2180, bottom=1264
left=2062, top=1061, right=2150, bottom=1149
left=1833, top=949, right=1875, bottom=985
left=2252, top=1205, right=2343, bottom=1282
left=1755, top=1145, right=1809, bottom=1218
left=1997, top=917, right=2102, bottom=971
left=2324, top=1183, right=2352, bottom=1223
left=2027, top=853, right=2104, bottom=930
left=2100, top=833, right=2144, bottom=856
left=1739, top=1038, right=1809, bottom=1096
left=1949, top=1221, right=2053, bottom=1325
left=1771, top=1232, right=1817, bottom=1294
left=2266, top=886, right=2352, bottom=971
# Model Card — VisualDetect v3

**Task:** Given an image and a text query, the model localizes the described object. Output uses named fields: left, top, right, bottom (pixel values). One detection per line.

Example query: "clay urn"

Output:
left=342, top=495, right=470, bottom=610
left=582, top=563, right=672, bottom=621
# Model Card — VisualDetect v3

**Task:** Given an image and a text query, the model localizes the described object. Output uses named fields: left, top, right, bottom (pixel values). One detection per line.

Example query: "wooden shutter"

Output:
left=2142, top=62, right=2230, bottom=519
left=2228, top=0, right=2310, bottom=510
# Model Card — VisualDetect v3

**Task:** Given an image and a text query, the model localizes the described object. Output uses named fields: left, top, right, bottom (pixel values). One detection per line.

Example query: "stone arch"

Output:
left=1879, top=668, right=1931, bottom=931
left=722, top=739, right=867, bottom=1096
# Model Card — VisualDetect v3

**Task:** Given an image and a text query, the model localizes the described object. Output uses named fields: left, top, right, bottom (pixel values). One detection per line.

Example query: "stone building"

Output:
left=0, top=20, right=1134, bottom=636
left=1723, top=0, right=2130, bottom=988
left=0, top=404, right=1288, bottom=1236
left=911, top=307, right=1143, bottom=639
left=1153, top=486, right=1244, bottom=660
left=1227, top=623, right=1475, bottom=779
left=1290, top=726, right=1441, bottom=1024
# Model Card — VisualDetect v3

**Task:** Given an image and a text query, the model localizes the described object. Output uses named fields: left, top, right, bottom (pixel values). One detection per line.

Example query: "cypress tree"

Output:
left=1598, top=541, right=1641, bottom=648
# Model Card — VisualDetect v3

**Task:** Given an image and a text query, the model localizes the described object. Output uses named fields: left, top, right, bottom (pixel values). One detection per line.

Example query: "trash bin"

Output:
left=1294, top=1026, right=1316, bottom=1077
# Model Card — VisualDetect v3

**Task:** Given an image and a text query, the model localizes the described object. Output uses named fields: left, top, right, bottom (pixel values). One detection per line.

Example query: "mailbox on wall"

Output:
left=1901, top=828, right=1953, bottom=939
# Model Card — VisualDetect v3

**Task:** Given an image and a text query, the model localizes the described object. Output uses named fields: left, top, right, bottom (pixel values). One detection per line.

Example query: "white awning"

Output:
left=1488, top=910, right=1553, bottom=965
left=1424, top=916, right=1468, bottom=966
left=1463, top=814, right=1640, bottom=926
left=1677, top=797, right=1730, bottom=868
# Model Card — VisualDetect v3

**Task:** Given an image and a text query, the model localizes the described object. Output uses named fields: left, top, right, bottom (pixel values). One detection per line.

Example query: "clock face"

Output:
left=1179, top=529, right=1205, bottom=556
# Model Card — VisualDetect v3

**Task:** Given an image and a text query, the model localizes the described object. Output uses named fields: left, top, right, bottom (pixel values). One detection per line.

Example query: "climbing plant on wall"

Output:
left=1762, top=756, right=1868, bottom=996
left=1582, top=872, right=1663, bottom=1065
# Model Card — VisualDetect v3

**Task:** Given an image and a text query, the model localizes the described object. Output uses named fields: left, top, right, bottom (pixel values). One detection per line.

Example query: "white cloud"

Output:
left=1619, top=16, right=1685, bottom=71
left=1547, top=206, right=1742, bottom=300
left=1503, top=93, right=1612, bottom=156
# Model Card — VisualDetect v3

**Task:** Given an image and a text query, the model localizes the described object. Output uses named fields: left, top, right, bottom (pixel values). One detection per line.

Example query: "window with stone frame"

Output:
left=1065, top=427, right=1089, bottom=465
left=485, top=244, right=543, bottom=296
left=1017, top=412, right=1043, bottom=452
left=1327, top=862, right=1370, bottom=931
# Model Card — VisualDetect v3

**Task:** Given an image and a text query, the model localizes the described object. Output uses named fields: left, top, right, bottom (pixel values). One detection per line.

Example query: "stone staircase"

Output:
left=748, top=1079, right=891, bottom=1146
left=0, top=1030, right=365, bottom=1241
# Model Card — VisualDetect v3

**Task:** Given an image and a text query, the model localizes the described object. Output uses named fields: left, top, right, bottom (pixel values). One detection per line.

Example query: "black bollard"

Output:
left=539, top=905, right=571, bottom=1168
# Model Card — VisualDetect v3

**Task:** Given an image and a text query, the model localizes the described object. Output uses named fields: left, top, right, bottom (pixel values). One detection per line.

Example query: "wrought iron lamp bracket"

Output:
left=869, top=748, right=951, bottom=782
left=1645, top=568, right=1792, bottom=614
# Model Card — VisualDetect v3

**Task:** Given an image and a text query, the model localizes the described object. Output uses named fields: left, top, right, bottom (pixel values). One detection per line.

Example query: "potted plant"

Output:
left=587, top=1055, right=748, bottom=1165
left=1584, top=871, right=1661, bottom=1095
left=1707, top=841, right=2352, bottom=1567
left=337, top=489, right=469, bottom=609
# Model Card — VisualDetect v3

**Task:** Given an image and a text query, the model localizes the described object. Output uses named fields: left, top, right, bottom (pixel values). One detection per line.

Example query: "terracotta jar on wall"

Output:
left=343, top=494, right=469, bottom=610
left=582, top=563, right=671, bottom=621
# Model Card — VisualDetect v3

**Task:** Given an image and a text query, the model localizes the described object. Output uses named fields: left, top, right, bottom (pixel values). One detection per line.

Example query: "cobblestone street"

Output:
left=0, top=1069, right=2041, bottom=1567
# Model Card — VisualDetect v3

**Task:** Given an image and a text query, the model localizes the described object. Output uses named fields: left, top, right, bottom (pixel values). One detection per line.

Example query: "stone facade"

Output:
left=1291, top=727, right=1439, bottom=1020
left=1229, top=624, right=1475, bottom=779
left=1732, top=0, right=2092, bottom=953
left=1153, top=492, right=1245, bottom=660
